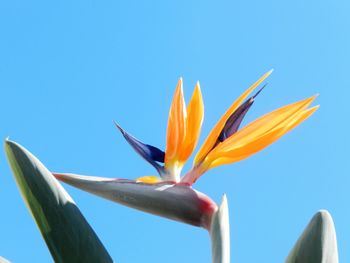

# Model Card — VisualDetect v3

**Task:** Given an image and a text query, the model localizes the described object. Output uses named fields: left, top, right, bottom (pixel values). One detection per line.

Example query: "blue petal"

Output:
left=114, top=122, right=165, bottom=174
left=218, top=98, right=254, bottom=141
left=218, top=84, right=266, bottom=142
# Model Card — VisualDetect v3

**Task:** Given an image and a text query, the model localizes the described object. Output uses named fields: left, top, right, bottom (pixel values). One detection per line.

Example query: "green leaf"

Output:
left=4, top=140, right=114, bottom=263
left=209, top=194, right=230, bottom=263
left=285, top=210, right=338, bottom=263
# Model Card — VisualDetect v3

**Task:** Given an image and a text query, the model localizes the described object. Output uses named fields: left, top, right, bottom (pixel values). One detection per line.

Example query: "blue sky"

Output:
left=0, top=0, right=349, bottom=262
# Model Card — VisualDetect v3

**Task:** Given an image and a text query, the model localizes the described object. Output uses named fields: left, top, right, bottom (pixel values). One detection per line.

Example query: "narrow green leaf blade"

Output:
left=4, top=140, right=114, bottom=263
left=285, top=210, right=338, bottom=263
left=209, top=194, right=230, bottom=263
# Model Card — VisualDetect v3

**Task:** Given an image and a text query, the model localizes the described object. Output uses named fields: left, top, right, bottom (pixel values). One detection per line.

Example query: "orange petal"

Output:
left=205, top=104, right=318, bottom=169
left=179, top=82, right=204, bottom=162
left=206, top=128, right=283, bottom=169
left=193, top=70, right=273, bottom=166
left=283, top=105, right=319, bottom=132
left=215, top=95, right=317, bottom=153
left=165, top=78, right=187, bottom=167
left=136, top=176, right=161, bottom=184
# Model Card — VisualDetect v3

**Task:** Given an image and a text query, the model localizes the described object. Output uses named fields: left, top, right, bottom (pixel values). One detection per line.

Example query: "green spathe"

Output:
left=53, top=172, right=218, bottom=229
left=4, top=140, right=113, bottom=263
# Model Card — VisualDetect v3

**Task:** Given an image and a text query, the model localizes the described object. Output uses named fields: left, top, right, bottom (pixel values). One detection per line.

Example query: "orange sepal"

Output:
left=204, top=99, right=318, bottom=170
left=193, top=70, right=273, bottom=166
left=136, top=176, right=161, bottom=184
left=179, top=82, right=204, bottom=162
left=165, top=78, right=186, bottom=168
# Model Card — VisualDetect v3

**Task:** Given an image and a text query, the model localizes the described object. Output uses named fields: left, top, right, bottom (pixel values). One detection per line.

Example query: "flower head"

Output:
left=53, top=70, right=318, bottom=227
left=110, top=70, right=318, bottom=185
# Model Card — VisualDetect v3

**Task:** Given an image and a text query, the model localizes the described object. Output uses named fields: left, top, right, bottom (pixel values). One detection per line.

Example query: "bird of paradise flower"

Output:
left=53, top=70, right=318, bottom=263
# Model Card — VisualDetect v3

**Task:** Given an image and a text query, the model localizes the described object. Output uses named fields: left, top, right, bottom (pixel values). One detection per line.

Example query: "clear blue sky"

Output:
left=0, top=0, right=349, bottom=262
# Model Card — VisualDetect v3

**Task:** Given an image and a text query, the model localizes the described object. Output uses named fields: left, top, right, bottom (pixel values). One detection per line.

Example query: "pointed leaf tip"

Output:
left=4, top=140, right=113, bottom=263
left=285, top=210, right=338, bottom=263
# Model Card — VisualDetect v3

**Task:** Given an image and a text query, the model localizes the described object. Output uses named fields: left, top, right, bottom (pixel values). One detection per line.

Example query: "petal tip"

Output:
left=113, top=120, right=124, bottom=134
left=308, top=95, right=319, bottom=105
